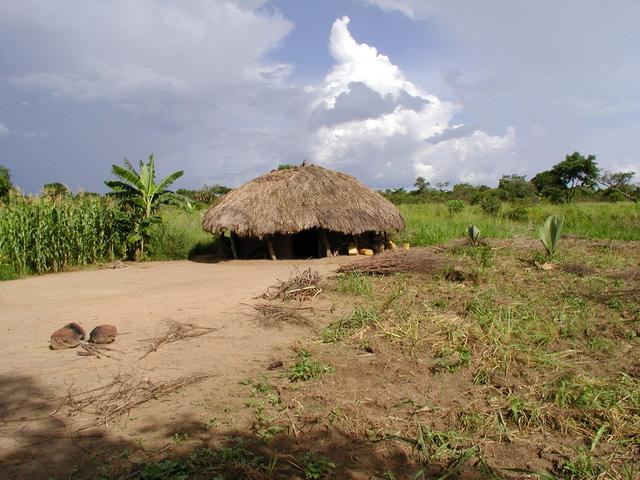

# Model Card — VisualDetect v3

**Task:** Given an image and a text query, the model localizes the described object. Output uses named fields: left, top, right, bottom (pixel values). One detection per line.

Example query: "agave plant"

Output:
left=467, top=224, right=481, bottom=245
left=539, top=215, right=564, bottom=257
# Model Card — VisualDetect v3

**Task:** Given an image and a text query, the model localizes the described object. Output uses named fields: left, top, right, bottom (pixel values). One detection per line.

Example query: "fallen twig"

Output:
left=54, top=372, right=210, bottom=430
left=138, top=320, right=218, bottom=359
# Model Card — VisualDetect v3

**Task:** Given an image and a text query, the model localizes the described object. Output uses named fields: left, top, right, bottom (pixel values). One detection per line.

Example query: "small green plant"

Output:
left=446, top=199, right=465, bottom=216
left=170, top=432, right=187, bottom=444
left=301, top=452, right=336, bottom=479
left=289, top=349, right=333, bottom=382
left=466, top=224, right=481, bottom=244
left=434, top=346, right=472, bottom=372
left=539, top=214, right=564, bottom=257
left=136, top=459, right=190, bottom=479
left=560, top=447, right=603, bottom=479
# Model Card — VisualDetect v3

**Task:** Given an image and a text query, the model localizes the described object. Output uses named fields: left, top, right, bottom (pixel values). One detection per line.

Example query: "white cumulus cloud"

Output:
left=310, top=16, right=514, bottom=187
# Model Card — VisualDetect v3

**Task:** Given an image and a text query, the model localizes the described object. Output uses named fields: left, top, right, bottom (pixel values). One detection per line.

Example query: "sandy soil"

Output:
left=0, top=258, right=353, bottom=478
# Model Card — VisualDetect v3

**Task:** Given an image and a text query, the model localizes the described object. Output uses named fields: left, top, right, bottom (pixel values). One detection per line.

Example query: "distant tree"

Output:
left=531, top=170, right=565, bottom=203
left=277, top=164, right=295, bottom=170
left=177, top=184, right=231, bottom=204
left=75, top=191, right=100, bottom=199
left=0, top=165, right=12, bottom=200
left=599, top=170, right=638, bottom=202
left=435, top=181, right=450, bottom=192
left=413, top=176, right=430, bottom=194
left=451, top=183, right=491, bottom=204
left=496, top=174, right=536, bottom=201
left=381, top=187, right=417, bottom=205
left=42, top=182, right=71, bottom=198
left=551, top=152, right=600, bottom=203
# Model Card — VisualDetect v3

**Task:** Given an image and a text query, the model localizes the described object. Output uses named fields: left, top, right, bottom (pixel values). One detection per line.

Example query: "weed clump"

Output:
left=288, top=349, right=333, bottom=382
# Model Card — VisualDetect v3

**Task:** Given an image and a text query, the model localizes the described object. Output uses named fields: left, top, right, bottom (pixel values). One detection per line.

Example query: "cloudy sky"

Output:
left=1, top=0, right=638, bottom=193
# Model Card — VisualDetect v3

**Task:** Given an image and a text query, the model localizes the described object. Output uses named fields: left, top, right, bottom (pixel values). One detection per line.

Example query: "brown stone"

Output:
left=89, top=324, right=117, bottom=344
left=50, top=323, right=85, bottom=350
left=267, top=359, right=284, bottom=370
left=66, top=322, right=86, bottom=340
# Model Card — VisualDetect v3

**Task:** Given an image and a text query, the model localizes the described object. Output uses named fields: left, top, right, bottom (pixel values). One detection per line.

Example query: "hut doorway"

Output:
left=272, top=229, right=321, bottom=259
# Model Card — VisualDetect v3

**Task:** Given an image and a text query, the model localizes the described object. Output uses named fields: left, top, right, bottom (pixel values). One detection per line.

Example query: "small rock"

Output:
left=50, top=323, right=86, bottom=350
left=267, top=359, right=284, bottom=370
left=89, top=324, right=117, bottom=344
left=67, top=322, right=86, bottom=340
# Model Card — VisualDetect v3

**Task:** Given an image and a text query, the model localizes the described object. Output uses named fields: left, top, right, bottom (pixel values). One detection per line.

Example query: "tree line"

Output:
left=1, top=151, right=638, bottom=209
left=381, top=152, right=638, bottom=205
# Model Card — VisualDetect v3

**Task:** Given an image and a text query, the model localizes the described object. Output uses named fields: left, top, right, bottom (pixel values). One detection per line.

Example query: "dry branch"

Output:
left=76, top=341, right=122, bottom=359
left=138, top=320, right=218, bottom=359
left=249, top=302, right=315, bottom=328
left=54, top=372, right=210, bottom=430
left=262, top=267, right=323, bottom=301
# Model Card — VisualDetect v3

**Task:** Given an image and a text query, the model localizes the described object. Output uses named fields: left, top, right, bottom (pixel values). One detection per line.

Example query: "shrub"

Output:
left=446, top=199, right=465, bottom=216
left=479, top=196, right=501, bottom=217
left=505, top=201, right=529, bottom=221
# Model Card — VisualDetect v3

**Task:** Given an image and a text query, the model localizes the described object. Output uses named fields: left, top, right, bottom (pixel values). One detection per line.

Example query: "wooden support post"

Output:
left=230, top=232, right=238, bottom=259
left=320, top=229, right=331, bottom=257
left=267, top=238, right=277, bottom=261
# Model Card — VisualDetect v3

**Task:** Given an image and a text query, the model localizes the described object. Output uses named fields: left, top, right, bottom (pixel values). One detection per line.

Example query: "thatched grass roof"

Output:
left=202, top=164, right=405, bottom=238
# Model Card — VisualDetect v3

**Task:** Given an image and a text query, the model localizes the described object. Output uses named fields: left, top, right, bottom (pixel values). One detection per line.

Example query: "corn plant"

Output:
left=539, top=215, right=564, bottom=257
left=0, top=193, right=129, bottom=276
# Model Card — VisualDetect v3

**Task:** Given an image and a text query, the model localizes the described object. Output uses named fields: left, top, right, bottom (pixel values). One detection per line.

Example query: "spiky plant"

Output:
left=467, top=224, right=481, bottom=245
left=539, top=215, right=564, bottom=257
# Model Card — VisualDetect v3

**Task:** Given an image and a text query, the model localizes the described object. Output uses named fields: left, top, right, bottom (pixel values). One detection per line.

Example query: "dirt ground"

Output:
left=0, top=258, right=354, bottom=479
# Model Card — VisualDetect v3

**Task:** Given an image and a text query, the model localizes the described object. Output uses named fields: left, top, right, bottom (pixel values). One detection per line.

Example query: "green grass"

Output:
left=332, top=272, right=373, bottom=296
left=2, top=198, right=637, bottom=280
left=147, top=206, right=217, bottom=260
left=397, top=202, right=640, bottom=246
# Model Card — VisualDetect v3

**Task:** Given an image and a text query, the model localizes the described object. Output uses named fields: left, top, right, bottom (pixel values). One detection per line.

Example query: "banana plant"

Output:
left=105, top=154, right=183, bottom=259
left=539, top=215, right=564, bottom=257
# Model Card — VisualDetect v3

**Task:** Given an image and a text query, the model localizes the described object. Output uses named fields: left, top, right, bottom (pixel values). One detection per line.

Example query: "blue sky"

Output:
left=1, top=0, right=638, bottom=193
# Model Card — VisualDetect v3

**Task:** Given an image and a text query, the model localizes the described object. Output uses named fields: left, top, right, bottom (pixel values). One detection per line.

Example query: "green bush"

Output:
left=446, top=199, right=465, bottom=216
left=479, top=196, right=502, bottom=217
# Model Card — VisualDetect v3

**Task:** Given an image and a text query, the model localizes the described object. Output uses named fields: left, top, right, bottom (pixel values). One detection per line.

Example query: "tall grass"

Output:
left=398, top=202, right=640, bottom=246
left=147, top=206, right=217, bottom=260
left=0, top=195, right=128, bottom=277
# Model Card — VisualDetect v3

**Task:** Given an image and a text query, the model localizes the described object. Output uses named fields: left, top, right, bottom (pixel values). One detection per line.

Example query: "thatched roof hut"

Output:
left=202, top=164, right=404, bottom=259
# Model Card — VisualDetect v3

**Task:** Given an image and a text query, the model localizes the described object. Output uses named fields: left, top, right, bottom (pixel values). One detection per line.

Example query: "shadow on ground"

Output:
left=0, top=374, right=495, bottom=479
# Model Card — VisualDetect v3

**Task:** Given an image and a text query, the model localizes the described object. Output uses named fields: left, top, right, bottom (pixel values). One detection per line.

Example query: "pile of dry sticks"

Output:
left=338, top=248, right=456, bottom=276
left=262, top=267, right=323, bottom=301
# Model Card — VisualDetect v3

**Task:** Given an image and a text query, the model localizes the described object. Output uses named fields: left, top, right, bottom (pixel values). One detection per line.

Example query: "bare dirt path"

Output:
left=0, top=258, right=353, bottom=478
